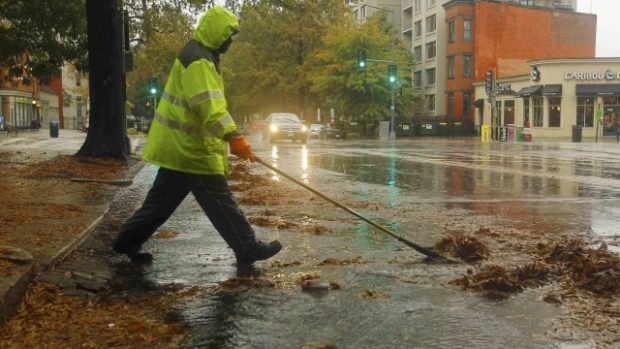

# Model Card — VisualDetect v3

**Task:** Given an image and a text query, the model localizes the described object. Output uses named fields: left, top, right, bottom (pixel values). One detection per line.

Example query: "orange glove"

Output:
left=229, top=136, right=256, bottom=162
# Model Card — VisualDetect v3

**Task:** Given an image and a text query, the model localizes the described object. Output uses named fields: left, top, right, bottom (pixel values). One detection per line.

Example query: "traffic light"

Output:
left=357, top=49, right=367, bottom=70
left=388, top=64, right=397, bottom=84
left=149, top=77, right=158, bottom=95
left=485, top=70, right=493, bottom=96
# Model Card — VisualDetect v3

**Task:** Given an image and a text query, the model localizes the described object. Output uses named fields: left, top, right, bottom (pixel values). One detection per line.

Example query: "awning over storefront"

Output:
left=576, top=84, right=620, bottom=96
left=474, top=99, right=484, bottom=108
left=541, top=84, right=562, bottom=96
left=516, top=85, right=542, bottom=97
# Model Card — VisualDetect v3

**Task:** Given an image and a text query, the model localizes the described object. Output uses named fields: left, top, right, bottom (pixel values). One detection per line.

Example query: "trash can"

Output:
left=438, top=122, right=448, bottom=137
left=480, top=124, right=491, bottom=142
left=49, top=120, right=59, bottom=138
left=516, top=126, right=524, bottom=142
left=507, top=124, right=515, bottom=142
left=396, top=123, right=411, bottom=137
left=453, top=122, right=462, bottom=137
left=523, top=127, right=533, bottom=142
left=572, top=125, right=582, bottom=143
left=420, top=122, right=437, bottom=136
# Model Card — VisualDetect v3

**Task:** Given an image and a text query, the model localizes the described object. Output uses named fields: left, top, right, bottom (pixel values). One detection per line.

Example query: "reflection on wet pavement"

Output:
left=134, top=138, right=620, bottom=348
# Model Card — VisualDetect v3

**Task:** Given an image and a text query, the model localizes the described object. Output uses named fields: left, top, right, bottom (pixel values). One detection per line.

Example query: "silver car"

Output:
left=262, top=113, right=308, bottom=143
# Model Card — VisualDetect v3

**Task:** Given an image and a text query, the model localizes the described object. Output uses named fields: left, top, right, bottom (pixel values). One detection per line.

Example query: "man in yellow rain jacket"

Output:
left=113, top=7, right=281, bottom=267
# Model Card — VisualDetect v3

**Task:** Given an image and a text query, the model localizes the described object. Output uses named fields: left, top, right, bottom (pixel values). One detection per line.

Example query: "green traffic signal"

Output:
left=388, top=64, right=397, bottom=84
left=148, top=76, right=158, bottom=95
left=357, top=49, right=367, bottom=70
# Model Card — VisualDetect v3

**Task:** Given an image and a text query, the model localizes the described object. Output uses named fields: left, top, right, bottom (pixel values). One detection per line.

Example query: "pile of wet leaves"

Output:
left=433, top=234, right=491, bottom=262
left=451, top=263, right=550, bottom=299
left=453, top=237, right=620, bottom=300
left=539, top=239, right=620, bottom=296
left=0, top=282, right=197, bottom=348
left=26, top=155, right=133, bottom=180
left=209, top=276, right=276, bottom=294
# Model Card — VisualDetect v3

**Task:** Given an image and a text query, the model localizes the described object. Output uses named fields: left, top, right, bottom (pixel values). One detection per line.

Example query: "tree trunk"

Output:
left=77, top=0, right=129, bottom=160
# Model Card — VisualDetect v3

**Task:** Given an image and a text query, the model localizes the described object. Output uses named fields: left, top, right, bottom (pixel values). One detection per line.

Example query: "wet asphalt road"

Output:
left=50, top=135, right=620, bottom=348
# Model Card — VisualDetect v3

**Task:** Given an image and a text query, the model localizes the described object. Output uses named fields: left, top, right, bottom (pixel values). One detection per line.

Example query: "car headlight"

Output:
left=270, top=124, right=279, bottom=132
left=301, top=125, right=307, bottom=132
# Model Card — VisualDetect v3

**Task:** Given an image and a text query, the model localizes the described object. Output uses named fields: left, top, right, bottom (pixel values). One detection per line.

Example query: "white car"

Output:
left=309, top=124, right=324, bottom=139
left=262, top=113, right=308, bottom=143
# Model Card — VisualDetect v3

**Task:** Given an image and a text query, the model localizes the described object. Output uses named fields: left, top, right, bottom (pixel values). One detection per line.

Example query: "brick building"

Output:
left=443, top=0, right=596, bottom=129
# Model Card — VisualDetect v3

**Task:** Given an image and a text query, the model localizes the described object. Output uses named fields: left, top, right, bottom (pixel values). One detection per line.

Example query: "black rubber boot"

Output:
left=236, top=240, right=282, bottom=267
left=112, top=240, right=153, bottom=264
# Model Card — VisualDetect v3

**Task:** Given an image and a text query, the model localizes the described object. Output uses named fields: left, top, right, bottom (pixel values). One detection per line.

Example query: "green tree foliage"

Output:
left=224, top=1, right=414, bottom=125
left=223, top=0, right=348, bottom=121
left=307, top=14, right=415, bottom=124
left=0, top=0, right=87, bottom=83
left=126, top=5, right=194, bottom=118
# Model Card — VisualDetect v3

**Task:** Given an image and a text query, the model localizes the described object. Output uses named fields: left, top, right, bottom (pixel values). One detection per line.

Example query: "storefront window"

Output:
left=548, top=97, right=561, bottom=127
left=577, top=97, right=594, bottom=127
left=523, top=98, right=530, bottom=126
left=504, top=100, right=514, bottom=125
left=14, top=97, right=33, bottom=128
left=533, top=97, right=543, bottom=127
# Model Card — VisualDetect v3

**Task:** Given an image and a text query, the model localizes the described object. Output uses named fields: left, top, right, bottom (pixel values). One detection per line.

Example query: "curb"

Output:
left=0, top=207, right=110, bottom=325
left=0, top=138, right=144, bottom=325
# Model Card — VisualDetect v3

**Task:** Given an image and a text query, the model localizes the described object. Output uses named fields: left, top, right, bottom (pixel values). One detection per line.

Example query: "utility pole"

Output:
left=359, top=3, right=396, bottom=139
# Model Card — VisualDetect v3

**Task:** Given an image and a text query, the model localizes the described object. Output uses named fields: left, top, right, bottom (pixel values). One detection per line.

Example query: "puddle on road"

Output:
left=123, top=140, right=620, bottom=348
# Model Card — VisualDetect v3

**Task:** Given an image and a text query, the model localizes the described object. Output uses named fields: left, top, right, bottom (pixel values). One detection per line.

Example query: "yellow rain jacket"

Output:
left=143, top=7, right=239, bottom=175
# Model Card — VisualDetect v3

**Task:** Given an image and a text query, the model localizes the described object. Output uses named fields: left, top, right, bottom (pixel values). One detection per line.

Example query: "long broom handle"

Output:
left=255, top=157, right=454, bottom=262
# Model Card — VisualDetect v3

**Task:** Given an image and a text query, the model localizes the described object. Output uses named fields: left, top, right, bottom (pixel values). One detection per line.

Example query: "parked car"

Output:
left=308, top=124, right=324, bottom=139
left=262, top=112, right=308, bottom=143
left=321, top=123, right=346, bottom=139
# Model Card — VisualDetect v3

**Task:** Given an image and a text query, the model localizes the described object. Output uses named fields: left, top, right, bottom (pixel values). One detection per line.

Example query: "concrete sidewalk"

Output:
left=0, top=129, right=143, bottom=324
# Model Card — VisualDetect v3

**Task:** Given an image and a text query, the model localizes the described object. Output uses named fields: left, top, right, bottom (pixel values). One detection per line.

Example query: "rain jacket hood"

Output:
left=192, top=7, right=239, bottom=51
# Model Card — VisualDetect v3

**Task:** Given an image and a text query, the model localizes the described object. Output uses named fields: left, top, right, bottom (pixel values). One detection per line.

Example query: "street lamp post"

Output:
left=359, top=3, right=397, bottom=139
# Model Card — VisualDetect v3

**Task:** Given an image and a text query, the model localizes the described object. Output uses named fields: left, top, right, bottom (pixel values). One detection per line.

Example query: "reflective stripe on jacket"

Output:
left=142, top=7, right=239, bottom=175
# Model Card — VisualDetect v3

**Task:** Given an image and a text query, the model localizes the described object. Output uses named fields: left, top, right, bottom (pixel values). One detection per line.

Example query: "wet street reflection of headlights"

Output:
left=301, top=145, right=308, bottom=183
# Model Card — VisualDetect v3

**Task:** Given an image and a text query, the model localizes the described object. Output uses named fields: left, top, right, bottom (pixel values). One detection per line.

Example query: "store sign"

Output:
left=564, top=69, right=620, bottom=81
left=495, top=84, right=511, bottom=93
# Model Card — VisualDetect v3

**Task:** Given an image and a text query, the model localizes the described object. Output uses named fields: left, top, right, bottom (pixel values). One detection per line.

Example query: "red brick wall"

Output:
left=445, top=2, right=476, bottom=121
left=49, top=75, right=64, bottom=127
left=474, top=1, right=596, bottom=81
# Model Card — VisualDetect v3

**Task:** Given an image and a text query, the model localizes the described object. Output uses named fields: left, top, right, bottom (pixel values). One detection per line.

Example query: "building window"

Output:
left=524, top=98, right=530, bottom=125
left=448, top=93, right=455, bottom=116
left=463, top=55, right=472, bottom=78
left=519, top=0, right=534, bottom=5
left=414, top=71, right=422, bottom=87
left=426, top=68, right=435, bottom=85
left=414, top=20, right=422, bottom=37
left=577, top=97, right=594, bottom=127
left=447, top=56, right=455, bottom=79
left=548, top=97, right=561, bottom=127
left=426, top=41, right=436, bottom=59
left=76, top=74, right=81, bottom=87
left=463, top=19, right=472, bottom=41
left=426, top=15, right=436, bottom=33
left=426, top=94, right=435, bottom=112
left=427, top=0, right=436, bottom=8
left=533, top=97, right=543, bottom=127
left=415, top=0, right=421, bottom=12
left=463, top=92, right=471, bottom=116
left=448, top=20, right=455, bottom=43
left=504, top=100, right=515, bottom=125
left=414, top=46, right=422, bottom=62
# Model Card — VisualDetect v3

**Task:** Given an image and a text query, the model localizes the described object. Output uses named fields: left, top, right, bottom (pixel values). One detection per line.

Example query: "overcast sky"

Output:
left=577, top=0, right=620, bottom=57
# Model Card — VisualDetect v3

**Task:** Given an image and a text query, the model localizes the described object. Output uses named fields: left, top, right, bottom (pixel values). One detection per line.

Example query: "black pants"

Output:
left=114, top=167, right=257, bottom=256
